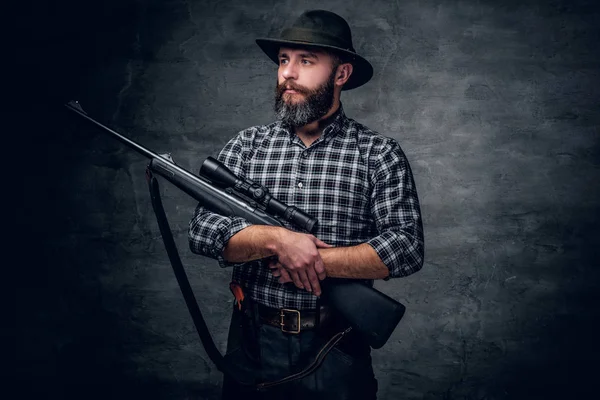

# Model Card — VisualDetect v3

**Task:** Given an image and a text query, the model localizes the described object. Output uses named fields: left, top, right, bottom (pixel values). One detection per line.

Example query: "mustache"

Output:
left=276, top=81, right=311, bottom=96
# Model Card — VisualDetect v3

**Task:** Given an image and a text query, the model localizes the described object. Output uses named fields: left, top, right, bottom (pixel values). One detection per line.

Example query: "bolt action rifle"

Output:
left=65, top=100, right=406, bottom=386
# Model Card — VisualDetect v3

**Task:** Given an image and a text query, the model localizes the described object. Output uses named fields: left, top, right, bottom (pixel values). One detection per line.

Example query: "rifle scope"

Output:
left=200, top=157, right=318, bottom=233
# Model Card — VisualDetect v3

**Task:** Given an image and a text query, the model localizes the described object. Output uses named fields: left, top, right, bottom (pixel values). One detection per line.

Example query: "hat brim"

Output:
left=256, top=38, right=373, bottom=91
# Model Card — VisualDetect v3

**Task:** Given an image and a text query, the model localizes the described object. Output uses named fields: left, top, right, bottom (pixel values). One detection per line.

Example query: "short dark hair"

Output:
left=329, top=49, right=353, bottom=69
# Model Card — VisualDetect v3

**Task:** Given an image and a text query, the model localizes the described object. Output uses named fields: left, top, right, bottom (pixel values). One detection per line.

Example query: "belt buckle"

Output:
left=280, top=308, right=301, bottom=334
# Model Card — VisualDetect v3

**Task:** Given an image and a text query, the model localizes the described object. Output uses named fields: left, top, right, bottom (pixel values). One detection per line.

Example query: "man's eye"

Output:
left=301, top=59, right=311, bottom=65
left=279, top=59, right=288, bottom=65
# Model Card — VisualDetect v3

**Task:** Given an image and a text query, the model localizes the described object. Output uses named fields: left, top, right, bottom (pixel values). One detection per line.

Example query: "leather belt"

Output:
left=256, top=303, right=333, bottom=334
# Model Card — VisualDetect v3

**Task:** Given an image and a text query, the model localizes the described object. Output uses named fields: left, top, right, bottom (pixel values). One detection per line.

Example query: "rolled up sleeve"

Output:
left=188, top=204, right=252, bottom=268
left=187, top=129, right=255, bottom=268
left=366, top=142, right=424, bottom=278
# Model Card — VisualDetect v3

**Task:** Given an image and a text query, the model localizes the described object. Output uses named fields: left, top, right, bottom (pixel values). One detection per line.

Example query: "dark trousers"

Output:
left=221, top=308, right=378, bottom=400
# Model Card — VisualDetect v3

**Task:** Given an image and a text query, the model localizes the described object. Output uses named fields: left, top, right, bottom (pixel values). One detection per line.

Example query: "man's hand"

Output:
left=270, top=230, right=331, bottom=296
left=222, top=225, right=336, bottom=295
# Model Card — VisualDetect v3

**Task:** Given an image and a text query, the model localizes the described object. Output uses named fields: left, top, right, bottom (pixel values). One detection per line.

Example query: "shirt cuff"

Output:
left=367, top=231, right=420, bottom=278
left=214, top=217, right=253, bottom=268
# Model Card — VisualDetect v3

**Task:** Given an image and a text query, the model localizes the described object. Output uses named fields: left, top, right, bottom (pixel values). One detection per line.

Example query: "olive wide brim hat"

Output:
left=256, top=10, right=374, bottom=91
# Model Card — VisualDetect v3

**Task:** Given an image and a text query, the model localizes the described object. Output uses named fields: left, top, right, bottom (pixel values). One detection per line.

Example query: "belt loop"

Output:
left=251, top=299, right=260, bottom=328
left=315, top=297, right=322, bottom=330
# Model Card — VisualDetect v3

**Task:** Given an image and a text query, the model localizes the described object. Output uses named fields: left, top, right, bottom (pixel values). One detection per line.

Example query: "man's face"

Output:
left=274, top=47, right=339, bottom=128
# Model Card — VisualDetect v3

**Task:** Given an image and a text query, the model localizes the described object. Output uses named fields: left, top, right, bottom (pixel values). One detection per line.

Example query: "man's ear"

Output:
left=335, top=63, right=354, bottom=86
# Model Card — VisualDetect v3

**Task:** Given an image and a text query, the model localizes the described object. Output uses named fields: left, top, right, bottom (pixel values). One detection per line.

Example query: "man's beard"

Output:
left=274, top=71, right=336, bottom=128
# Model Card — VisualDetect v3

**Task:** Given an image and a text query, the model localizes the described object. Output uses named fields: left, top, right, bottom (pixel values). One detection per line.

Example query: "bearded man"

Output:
left=189, top=9, right=424, bottom=400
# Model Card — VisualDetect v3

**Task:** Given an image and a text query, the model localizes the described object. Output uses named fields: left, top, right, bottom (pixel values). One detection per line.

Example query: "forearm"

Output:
left=222, top=225, right=284, bottom=262
left=319, top=243, right=389, bottom=280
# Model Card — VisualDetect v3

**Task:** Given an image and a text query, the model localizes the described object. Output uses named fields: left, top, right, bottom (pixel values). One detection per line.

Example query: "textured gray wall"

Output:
left=14, top=0, right=599, bottom=399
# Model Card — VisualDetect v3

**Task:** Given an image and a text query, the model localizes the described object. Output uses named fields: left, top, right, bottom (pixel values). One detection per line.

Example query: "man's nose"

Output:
left=280, top=62, right=298, bottom=80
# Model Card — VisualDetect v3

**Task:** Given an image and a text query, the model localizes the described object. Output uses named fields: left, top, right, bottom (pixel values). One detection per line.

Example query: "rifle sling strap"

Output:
left=146, top=169, right=348, bottom=390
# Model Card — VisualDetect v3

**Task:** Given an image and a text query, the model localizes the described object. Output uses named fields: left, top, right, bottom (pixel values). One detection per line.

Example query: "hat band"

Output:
left=280, top=27, right=355, bottom=52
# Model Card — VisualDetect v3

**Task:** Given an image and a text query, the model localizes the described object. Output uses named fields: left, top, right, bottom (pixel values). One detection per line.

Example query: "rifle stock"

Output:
left=321, top=280, right=405, bottom=349
left=65, top=100, right=405, bottom=349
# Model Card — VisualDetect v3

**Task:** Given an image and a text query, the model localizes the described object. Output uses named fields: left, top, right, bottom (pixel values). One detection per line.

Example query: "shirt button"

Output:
left=298, top=182, right=303, bottom=188
left=302, top=152, right=308, bottom=158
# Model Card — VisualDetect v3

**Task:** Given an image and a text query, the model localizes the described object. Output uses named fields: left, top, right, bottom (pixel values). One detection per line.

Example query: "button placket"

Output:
left=291, top=147, right=303, bottom=206
left=297, top=148, right=310, bottom=190
left=296, top=148, right=309, bottom=208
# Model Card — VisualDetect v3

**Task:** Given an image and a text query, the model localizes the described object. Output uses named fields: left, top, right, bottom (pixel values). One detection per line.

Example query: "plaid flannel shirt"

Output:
left=189, top=105, right=424, bottom=310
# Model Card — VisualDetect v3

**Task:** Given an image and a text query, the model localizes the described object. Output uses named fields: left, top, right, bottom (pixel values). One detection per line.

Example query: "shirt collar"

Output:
left=321, top=103, right=346, bottom=141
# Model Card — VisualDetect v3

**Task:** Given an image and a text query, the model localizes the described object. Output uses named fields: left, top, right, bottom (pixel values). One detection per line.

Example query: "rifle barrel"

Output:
left=65, top=101, right=160, bottom=160
left=64, top=100, right=271, bottom=221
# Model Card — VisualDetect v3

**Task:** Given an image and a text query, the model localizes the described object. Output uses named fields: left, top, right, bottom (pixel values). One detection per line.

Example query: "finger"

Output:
left=297, top=270, right=312, bottom=293
left=313, top=255, right=325, bottom=275
left=306, top=267, right=322, bottom=297
left=289, top=271, right=304, bottom=289
left=314, top=257, right=327, bottom=281
left=278, top=268, right=293, bottom=284
left=268, top=260, right=280, bottom=276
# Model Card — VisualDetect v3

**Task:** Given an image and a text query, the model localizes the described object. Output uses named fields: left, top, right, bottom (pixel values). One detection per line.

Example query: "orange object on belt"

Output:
left=229, top=282, right=245, bottom=311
